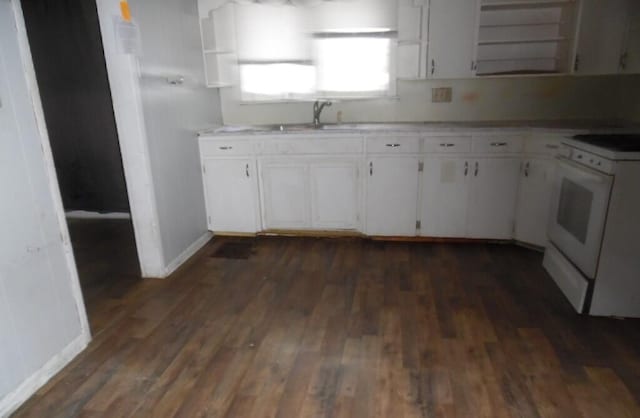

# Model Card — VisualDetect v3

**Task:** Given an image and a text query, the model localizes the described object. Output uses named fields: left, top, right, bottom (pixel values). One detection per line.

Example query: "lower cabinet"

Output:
left=260, top=161, right=309, bottom=229
left=515, top=158, right=557, bottom=247
left=420, top=157, right=521, bottom=239
left=467, top=158, right=521, bottom=239
left=366, top=156, right=420, bottom=236
left=420, top=157, right=470, bottom=238
left=310, top=162, right=360, bottom=229
left=260, top=159, right=360, bottom=230
left=202, top=158, right=261, bottom=233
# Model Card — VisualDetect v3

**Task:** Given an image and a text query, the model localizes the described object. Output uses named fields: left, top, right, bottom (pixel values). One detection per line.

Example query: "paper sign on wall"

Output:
left=114, top=16, right=141, bottom=55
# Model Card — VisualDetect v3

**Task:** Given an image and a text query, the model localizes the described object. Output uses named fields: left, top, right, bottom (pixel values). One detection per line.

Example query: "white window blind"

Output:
left=234, top=0, right=398, bottom=101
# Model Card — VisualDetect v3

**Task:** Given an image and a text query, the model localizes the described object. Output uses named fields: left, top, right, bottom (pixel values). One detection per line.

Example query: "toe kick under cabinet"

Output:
left=198, top=129, right=572, bottom=246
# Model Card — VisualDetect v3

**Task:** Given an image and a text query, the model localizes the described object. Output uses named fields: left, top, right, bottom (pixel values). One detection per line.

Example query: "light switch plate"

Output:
left=432, top=87, right=452, bottom=103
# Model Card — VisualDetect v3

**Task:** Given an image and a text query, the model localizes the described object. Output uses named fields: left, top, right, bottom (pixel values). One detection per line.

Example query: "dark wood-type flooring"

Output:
left=13, top=220, right=640, bottom=417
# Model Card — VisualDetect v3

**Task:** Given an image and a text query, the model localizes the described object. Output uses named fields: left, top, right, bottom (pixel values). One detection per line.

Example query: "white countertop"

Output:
left=198, top=120, right=637, bottom=137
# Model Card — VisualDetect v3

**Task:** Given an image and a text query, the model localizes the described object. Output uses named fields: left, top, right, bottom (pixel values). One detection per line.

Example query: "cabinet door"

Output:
left=622, top=9, right=640, bottom=73
left=203, top=159, right=260, bottom=233
left=365, top=157, right=420, bottom=236
left=261, top=162, right=309, bottom=229
left=574, top=0, right=628, bottom=75
left=310, top=161, right=360, bottom=230
left=428, top=0, right=479, bottom=78
left=515, top=158, right=556, bottom=247
left=420, top=158, right=470, bottom=238
left=467, top=158, right=521, bottom=240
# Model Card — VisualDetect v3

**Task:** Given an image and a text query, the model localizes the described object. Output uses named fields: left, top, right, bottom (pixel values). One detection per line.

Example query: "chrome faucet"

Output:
left=313, top=100, right=332, bottom=128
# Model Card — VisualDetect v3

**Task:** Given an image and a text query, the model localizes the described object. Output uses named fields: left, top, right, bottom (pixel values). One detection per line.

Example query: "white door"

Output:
left=428, top=0, right=479, bottom=78
left=467, top=158, right=521, bottom=239
left=420, top=157, right=470, bottom=238
left=0, top=1, right=88, bottom=405
left=574, top=0, right=628, bottom=74
left=203, top=159, right=260, bottom=233
left=365, top=157, right=419, bottom=236
left=261, top=161, right=309, bottom=229
left=514, top=158, right=556, bottom=247
left=310, top=160, right=360, bottom=230
left=622, top=8, right=640, bottom=73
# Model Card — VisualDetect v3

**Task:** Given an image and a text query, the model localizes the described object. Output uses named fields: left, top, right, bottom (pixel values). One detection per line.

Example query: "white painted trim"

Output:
left=9, top=0, right=91, bottom=345
left=65, top=210, right=131, bottom=220
left=95, top=0, right=166, bottom=278
left=0, top=331, right=91, bottom=417
left=162, top=231, right=213, bottom=278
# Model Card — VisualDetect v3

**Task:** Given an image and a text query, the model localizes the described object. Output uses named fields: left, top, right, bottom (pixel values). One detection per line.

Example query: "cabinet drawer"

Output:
left=261, top=137, right=363, bottom=155
left=200, top=140, right=255, bottom=157
left=423, top=136, right=471, bottom=153
left=525, top=136, right=565, bottom=157
left=472, top=136, right=524, bottom=154
left=366, top=136, right=421, bottom=154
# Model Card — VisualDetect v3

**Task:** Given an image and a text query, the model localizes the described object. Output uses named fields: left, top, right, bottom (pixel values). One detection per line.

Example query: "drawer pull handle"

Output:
left=474, top=161, right=479, bottom=177
left=490, top=142, right=508, bottom=147
left=439, top=143, right=455, bottom=147
left=524, top=161, right=530, bottom=177
left=545, top=144, right=559, bottom=149
left=464, top=161, right=469, bottom=176
left=385, top=143, right=401, bottom=148
left=219, top=146, right=233, bottom=150
left=245, top=163, right=250, bottom=178
left=369, top=161, right=373, bottom=176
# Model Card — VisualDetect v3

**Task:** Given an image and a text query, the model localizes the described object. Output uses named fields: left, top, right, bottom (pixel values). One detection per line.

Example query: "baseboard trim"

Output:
left=65, top=210, right=131, bottom=220
left=0, top=330, right=91, bottom=417
left=163, top=231, right=213, bottom=278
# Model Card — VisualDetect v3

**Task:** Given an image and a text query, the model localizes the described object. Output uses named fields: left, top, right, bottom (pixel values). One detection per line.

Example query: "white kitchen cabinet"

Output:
left=466, top=158, right=521, bottom=240
left=202, top=159, right=260, bottom=233
left=621, top=7, right=640, bottom=73
left=310, top=161, right=360, bottom=230
left=260, top=161, right=309, bottom=229
left=428, top=0, right=480, bottom=78
left=574, top=0, right=629, bottom=75
left=515, top=158, right=556, bottom=247
left=366, top=157, right=420, bottom=236
left=420, top=157, right=470, bottom=238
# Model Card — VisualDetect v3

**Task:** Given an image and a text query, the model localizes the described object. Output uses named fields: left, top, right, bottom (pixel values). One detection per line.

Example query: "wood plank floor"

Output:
left=13, top=223, right=640, bottom=417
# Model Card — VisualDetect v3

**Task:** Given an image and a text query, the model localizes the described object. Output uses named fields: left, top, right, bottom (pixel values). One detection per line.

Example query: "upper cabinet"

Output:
left=428, top=0, right=480, bottom=79
left=621, top=4, right=640, bottom=73
left=574, top=0, right=631, bottom=75
left=475, top=0, right=578, bottom=76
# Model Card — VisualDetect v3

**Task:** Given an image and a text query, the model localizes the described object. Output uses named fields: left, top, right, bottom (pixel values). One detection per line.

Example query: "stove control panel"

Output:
left=568, top=148, right=614, bottom=174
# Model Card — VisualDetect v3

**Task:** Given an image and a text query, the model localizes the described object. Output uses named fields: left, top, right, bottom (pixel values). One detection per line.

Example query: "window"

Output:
left=234, top=1, right=397, bottom=101
left=315, top=35, right=393, bottom=97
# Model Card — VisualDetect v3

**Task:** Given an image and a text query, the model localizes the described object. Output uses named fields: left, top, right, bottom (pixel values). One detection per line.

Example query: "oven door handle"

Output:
left=556, top=157, right=611, bottom=184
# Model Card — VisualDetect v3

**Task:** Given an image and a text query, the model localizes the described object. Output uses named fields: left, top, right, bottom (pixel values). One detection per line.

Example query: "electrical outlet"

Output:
left=432, top=87, right=452, bottom=103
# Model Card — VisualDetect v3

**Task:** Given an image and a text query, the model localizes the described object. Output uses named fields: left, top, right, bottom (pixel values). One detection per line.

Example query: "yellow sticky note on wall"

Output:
left=120, top=1, right=131, bottom=22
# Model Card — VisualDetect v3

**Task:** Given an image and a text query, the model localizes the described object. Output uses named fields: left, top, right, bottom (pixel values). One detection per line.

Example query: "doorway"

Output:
left=21, top=0, right=140, bottom=332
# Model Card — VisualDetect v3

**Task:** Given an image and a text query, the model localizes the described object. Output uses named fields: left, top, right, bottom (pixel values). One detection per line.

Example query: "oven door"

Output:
left=548, top=157, right=614, bottom=279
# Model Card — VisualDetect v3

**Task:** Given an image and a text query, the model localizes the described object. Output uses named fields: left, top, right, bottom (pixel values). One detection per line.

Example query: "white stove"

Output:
left=544, top=134, right=640, bottom=317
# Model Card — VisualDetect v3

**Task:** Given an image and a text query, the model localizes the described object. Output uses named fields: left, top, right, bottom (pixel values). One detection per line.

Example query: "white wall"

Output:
left=0, top=0, right=90, bottom=414
left=221, top=75, right=639, bottom=125
left=130, top=0, right=223, bottom=269
left=97, top=0, right=222, bottom=277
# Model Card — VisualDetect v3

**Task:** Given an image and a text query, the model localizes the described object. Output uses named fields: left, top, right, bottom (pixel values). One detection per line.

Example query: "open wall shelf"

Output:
left=476, top=0, right=577, bottom=76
